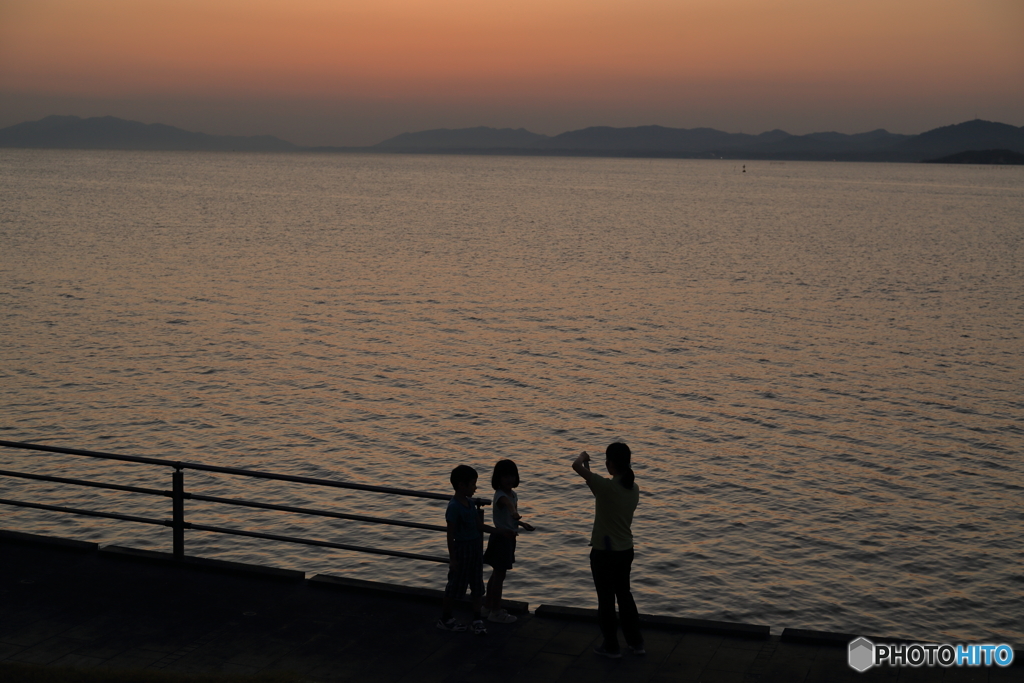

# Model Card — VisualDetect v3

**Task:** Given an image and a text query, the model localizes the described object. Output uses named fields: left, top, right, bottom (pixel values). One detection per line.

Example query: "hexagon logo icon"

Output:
left=848, top=637, right=874, bottom=672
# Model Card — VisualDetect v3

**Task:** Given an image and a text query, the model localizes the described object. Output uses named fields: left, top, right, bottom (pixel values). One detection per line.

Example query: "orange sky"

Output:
left=1, top=0, right=1022, bottom=145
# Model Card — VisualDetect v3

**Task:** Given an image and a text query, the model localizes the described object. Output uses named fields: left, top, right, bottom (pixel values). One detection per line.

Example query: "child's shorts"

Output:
left=483, top=532, right=516, bottom=571
left=445, top=539, right=485, bottom=599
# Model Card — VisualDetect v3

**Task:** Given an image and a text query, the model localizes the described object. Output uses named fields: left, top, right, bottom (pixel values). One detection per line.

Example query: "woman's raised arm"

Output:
left=572, top=451, right=593, bottom=482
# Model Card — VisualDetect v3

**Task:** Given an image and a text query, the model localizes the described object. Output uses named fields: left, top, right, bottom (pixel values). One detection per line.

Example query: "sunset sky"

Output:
left=1, top=0, right=1022, bottom=146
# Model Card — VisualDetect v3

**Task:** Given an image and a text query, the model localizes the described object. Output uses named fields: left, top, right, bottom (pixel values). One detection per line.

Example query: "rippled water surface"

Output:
left=2, top=149, right=1022, bottom=644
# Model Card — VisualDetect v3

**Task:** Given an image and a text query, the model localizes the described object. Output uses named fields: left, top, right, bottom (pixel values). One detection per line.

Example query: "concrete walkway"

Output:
left=1, top=531, right=1020, bottom=682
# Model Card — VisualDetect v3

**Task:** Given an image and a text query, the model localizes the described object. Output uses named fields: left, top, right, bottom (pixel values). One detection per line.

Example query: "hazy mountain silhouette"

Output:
left=543, top=125, right=758, bottom=151
left=0, top=115, right=299, bottom=152
left=888, top=120, right=1024, bottom=161
left=3, top=115, right=1023, bottom=162
left=373, top=126, right=549, bottom=150
left=744, top=129, right=913, bottom=158
left=372, top=119, right=1022, bottom=161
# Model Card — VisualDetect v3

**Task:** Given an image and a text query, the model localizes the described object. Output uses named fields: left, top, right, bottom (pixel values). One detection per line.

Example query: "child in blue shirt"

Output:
left=437, top=464, right=509, bottom=635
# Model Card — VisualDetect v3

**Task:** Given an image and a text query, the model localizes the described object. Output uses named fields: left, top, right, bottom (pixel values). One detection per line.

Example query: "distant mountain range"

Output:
left=371, top=120, right=1024, bottom=162
left=0, top=115, right=299, bottom=152
left=3, top=115, right=1024, bottom=162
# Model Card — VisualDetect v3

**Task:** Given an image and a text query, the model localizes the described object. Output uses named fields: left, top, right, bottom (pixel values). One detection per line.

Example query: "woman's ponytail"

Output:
left=606, top=442, right=635, bottom=490
left=621, top=466, right=635, bottom=490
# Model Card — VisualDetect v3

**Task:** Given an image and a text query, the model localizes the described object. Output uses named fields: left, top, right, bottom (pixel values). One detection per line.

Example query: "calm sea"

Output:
left=1, top=149, right=1022, bottom=644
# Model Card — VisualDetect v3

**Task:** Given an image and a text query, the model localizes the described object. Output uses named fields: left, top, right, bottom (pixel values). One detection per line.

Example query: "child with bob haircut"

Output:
left=482, top=459, right=534, bottom=624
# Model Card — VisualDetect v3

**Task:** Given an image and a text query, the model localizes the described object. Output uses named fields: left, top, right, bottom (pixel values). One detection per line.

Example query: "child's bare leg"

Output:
left=486, top=568, right=507, bottom=610
left=485, top=571, right=496, bottom=609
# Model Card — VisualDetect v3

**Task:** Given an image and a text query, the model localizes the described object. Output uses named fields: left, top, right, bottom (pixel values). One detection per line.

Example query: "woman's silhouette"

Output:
left=572, top=442, right=644, bottom=657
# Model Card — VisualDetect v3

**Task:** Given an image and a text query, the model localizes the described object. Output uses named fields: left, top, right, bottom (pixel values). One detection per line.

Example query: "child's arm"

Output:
left=499, top=495, right=535, bottom=531
left=478, top=506, right=516, bottom=538
left=572, top=451, right=593, bottom=482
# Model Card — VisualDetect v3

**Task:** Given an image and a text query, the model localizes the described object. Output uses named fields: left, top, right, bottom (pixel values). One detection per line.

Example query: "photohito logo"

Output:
left=848, top=638, right=874, bottom=672
left=848, top=637, right=1014, bottom=672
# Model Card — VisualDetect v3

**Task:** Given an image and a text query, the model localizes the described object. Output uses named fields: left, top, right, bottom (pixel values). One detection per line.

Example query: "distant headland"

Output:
left=921, top=149, right=1024, bottom=165
left=2, top=115, right=1023, bottom=163
left=0, top=115, right=300, bottom=153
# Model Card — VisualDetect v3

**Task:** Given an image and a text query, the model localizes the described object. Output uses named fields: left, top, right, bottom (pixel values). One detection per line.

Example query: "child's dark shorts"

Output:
left=445, top=539, right=485, bottom=599
left=483, top=532, right=516, bottom=571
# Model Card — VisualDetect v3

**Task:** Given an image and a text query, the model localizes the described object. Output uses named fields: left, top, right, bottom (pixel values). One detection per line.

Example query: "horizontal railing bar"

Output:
left=0, top=440, right=175, bottom=467
left=0, top=498, right=168, bottom=527
left=0, top=468, right=170, bottom=498
left=187, top=523, right=449, bottom=563
left=188, top=493, right=447, bottom=532
left=0, top=439, right=457, bottom=502
left=180, top=463, right=454, bottom=501
left=0, top=440, right=465, bottom=564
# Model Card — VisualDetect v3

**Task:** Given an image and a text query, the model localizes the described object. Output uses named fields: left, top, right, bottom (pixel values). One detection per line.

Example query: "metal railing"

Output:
left=0, top=439, right=477, bottom=564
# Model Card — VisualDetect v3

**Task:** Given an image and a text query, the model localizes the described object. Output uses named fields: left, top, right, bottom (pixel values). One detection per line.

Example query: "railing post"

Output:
left=172, top=465, right=185, bottom=560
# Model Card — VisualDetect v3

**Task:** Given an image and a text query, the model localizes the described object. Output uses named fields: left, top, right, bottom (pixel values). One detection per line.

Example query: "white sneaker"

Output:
left=436, top=617, right=467, bottom=632
left=487, top=609, right=517, bottom=624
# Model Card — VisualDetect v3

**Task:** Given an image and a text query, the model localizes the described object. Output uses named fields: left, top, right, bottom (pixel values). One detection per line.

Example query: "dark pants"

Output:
left=590, top=548, right=642, bottom=652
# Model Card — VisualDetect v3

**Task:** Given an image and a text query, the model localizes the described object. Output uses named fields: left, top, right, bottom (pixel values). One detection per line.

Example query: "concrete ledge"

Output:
left=98, top=545, right=305, bottom=582
left=535, top=604, right=770, bottom=639
left=781, top=628, right=862, bottom=646
left=641, top=613, right=770, bottom=639
left=784, top=629, right=946, bottom=648
left=781, top=628, right=957, bottom=648
left=0, top=529, right=98, bottom=552
left=310, top=573, right=530, bottom=615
